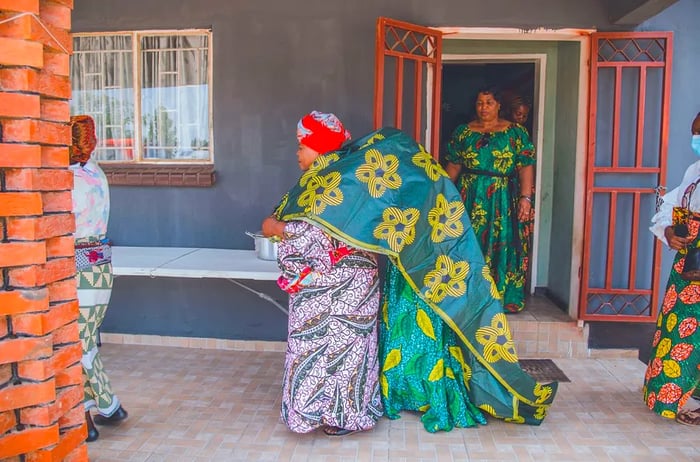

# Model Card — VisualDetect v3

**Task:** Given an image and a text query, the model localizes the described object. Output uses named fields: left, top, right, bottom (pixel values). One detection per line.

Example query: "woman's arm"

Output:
left=517, top=164, right=534, bottom=222
left=444, top=162, right=462, bottom=183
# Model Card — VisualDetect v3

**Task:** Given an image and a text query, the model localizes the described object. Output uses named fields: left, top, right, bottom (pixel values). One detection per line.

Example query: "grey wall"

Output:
left=72, top=0, right=617, bottom=340
left=637, top=0, right=700, bottom=307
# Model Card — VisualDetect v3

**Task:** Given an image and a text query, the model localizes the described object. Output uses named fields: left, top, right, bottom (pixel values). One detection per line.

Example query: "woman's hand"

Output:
left=262, top=215, right=286, bottom=239
left=517, top=196, right=532, bottom=222
left=664, top=226, right=692, bottom=251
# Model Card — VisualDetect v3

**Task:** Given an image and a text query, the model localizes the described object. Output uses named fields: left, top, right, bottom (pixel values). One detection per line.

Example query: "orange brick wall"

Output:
left=0, top=1, right=88, bottom=460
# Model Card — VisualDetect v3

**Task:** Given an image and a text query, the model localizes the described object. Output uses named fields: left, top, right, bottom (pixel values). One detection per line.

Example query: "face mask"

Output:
left=693, top=135, right=700, bottom=157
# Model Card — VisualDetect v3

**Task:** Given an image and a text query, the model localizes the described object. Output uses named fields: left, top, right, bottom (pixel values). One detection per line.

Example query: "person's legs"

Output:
left=78, top=262, right=127, bottom=438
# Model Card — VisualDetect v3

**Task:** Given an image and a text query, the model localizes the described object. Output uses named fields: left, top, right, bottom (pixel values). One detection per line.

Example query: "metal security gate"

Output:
left=579, top=32, right=673, bottom=321
left=374, top=17, right=442, bottom=158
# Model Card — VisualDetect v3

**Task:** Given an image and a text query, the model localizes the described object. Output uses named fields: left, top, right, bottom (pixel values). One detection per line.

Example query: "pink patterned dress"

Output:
left=278, top=221, right=382, bottom=433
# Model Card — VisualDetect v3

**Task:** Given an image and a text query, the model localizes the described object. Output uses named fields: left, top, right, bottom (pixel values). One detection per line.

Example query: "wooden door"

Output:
left=579, top=32, right=673, bottom=321
left=374, top=17, right=443, bottom=158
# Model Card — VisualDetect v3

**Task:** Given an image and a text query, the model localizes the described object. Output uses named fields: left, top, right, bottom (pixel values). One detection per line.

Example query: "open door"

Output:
left=579, top=32, right=673, bottom=322
left=374, top=17, right=443, bottom=158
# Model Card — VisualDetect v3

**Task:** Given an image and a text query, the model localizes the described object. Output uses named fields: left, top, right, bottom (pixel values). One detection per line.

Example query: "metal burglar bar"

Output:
left=579, top=32, right=673, bottom=322
left=374, top=17, right=443, bottom=158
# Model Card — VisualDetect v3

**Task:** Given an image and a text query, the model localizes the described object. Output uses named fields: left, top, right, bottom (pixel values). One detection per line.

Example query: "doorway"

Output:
left=438, top=39, right=585, bottom=316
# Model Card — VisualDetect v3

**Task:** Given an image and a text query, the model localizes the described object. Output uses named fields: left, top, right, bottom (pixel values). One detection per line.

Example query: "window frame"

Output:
left=71, top=29, right=215, bottom=186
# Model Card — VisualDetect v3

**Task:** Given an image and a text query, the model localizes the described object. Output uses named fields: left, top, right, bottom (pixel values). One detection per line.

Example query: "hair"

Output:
left=509, top=95, right=531, bottom=112
left=475, top=86, right=503, bottom=105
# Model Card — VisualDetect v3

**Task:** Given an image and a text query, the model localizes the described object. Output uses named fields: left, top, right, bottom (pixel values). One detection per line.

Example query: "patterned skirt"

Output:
left=643, top=218, right=700, bottom=419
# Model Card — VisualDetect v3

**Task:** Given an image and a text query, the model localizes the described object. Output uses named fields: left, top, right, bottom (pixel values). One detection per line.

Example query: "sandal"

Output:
left=676, top=408, right=700, bottom=426
left=323, top=426, right=360, bottom=436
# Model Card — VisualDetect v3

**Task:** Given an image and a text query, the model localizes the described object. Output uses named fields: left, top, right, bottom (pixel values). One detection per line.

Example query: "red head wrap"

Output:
left=296, top=111, right=351, bottom=154
left=70, top=115, right=97, bottom=164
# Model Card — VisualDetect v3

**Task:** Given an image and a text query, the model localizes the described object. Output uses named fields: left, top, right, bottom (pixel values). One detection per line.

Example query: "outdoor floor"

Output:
left=86, top=343, right=700, bottom=462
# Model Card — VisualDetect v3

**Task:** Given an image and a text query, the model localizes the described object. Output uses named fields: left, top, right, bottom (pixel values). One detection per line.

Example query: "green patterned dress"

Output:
left=274, top=127, right=556, bottom=430
left=380, top=262, right=487, bottom=432
left=446, top=124, right=535, bottom=313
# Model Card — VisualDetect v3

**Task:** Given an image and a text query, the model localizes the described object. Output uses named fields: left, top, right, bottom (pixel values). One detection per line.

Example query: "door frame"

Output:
left=432, top=27, right=592, bottom=319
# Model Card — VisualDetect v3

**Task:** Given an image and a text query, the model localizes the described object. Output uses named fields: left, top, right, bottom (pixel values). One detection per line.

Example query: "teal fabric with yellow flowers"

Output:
left=273, top=127, right=557, bottom=425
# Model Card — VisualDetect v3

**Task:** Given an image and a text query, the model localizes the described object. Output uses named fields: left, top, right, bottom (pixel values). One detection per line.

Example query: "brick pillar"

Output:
left=0, top=1, right=88, bottom=461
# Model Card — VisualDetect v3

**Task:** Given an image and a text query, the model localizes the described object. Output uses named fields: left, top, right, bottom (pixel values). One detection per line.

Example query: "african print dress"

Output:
left=380, top=262, right=487, bottom=432
left=643, top=161, right=700, bottom=419
left=274, top=127, right=557, bottom=431
left=278, top=221, right=382, bottom=433
left=446, top=124, right=535, bottom=313
left=71, top=159, right=121, bottom=417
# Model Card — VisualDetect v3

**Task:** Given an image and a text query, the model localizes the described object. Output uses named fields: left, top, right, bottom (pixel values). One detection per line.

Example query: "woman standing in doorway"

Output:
left=643, top=111, right=700, bottom=425
left=444, top=87, right=536, bottom=313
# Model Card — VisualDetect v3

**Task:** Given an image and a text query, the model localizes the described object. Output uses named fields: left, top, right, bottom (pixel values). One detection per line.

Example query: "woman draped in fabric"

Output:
left=271, top=115, right=557, bottom=433
left=444, top=88, right=536, bottom=313
left=70, top=115, right=128, bottom=443
left=262, top=111, right=382, bottom=437
left=643, top=111, right=700, bottom=426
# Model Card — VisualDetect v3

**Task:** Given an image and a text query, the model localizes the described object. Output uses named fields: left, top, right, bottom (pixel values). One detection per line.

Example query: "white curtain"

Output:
left=141, top=35, right=210, bottom=160
left=71, top=35, right=134, bottom=161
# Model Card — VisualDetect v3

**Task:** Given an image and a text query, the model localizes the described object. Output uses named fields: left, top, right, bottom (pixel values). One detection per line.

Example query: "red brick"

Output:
left=0, top=410, right=17, bottom=435
left=43, top=298, right=77, bottom=331
left=61, top=443, right=88, bottom=462
left=0, top=242, right=46, bottom=267
left=0, top=37, right=43, bottom=68
left=9, top=260, right=77, bottom=287
left=0, top=380, right=55, bottom=413
left=0, top=336, right=52, bottom=365
left=40, top=98, right=70, bottom=123
left=0, top=68, right=37, bottom=92
left=0, top=92, right=40, bottom=118
left=0, top=363, right=11, bottom=386
left=31, top=424, right=85, bottom=462
left=39, top=2, right=71, bottom=30
left=0, top=0, right=39, bottom=14
left=0, top=425, right=58, bottom=460
left=7, top=266, right=41, bottom=287
left=0, top=289, right=49, bottom=316
left=0, top=192, right=42, bottom=216
left=55, top=385, right=82, bottom=422
left=5, top=168, right=73, bottom=191
left=41, top=146, right=69, bottom=167
left=43, top=50, right=70, bottom=77
left=42, top=191, right=73, bottom=213
left=50, top=320, right=78, bottom=345
left=2, top=118, right=70, bottom=145
left=0, top=12, right=33, bottom=38
left=12, top=311, right=45, bottom=336
left=0, top=316, right=7, bottom=338
left=57, top=402, right=84, bottom=429
left=54, top=362, right=81, bottom=388
left=19, top=404, right=52, bottom=426
left=0, top=143, right=42, bottom=168
left=16, top=357, right=51, bottom=382
left=47, top=278, right=76, bottom=303
left=6, top=214, right=75, bottom=240
left=35, top=71, right=71, bottom=100
left=46, top=235, right=74, bottom=257
left=28, top=17, right=71, bottom=54
left=51, top=343, right=81, bottom=373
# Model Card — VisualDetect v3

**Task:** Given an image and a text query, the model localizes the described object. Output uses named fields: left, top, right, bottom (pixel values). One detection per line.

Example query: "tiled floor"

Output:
left=87, top=343, right=700, bottom=462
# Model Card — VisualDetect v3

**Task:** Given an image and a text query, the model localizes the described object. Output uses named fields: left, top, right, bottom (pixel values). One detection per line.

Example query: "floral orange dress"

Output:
left=644, top=162, right=700, bottom=418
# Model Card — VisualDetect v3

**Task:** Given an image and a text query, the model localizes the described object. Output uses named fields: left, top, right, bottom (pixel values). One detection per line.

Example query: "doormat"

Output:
left=518, top=359, right=570, bottom=383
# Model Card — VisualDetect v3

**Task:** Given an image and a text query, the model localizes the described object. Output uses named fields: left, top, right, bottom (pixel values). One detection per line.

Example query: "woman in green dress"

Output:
left=444, top=88, right=536, bottom=313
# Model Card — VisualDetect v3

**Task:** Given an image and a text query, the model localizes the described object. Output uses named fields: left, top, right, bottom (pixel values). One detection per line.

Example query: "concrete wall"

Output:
left=72, top=0, right=618, bottom=340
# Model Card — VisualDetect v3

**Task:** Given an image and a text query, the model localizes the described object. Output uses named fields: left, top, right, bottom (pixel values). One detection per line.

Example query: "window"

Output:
left=70, top=30, right=214, bottom=186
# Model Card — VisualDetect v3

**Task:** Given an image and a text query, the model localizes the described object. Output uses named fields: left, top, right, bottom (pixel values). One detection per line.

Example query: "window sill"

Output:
left=101, top=164, right=216, bottom=187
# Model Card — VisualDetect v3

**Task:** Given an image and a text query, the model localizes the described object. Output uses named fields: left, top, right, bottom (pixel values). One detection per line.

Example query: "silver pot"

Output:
left=245, top=231, right=278, bottom=261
